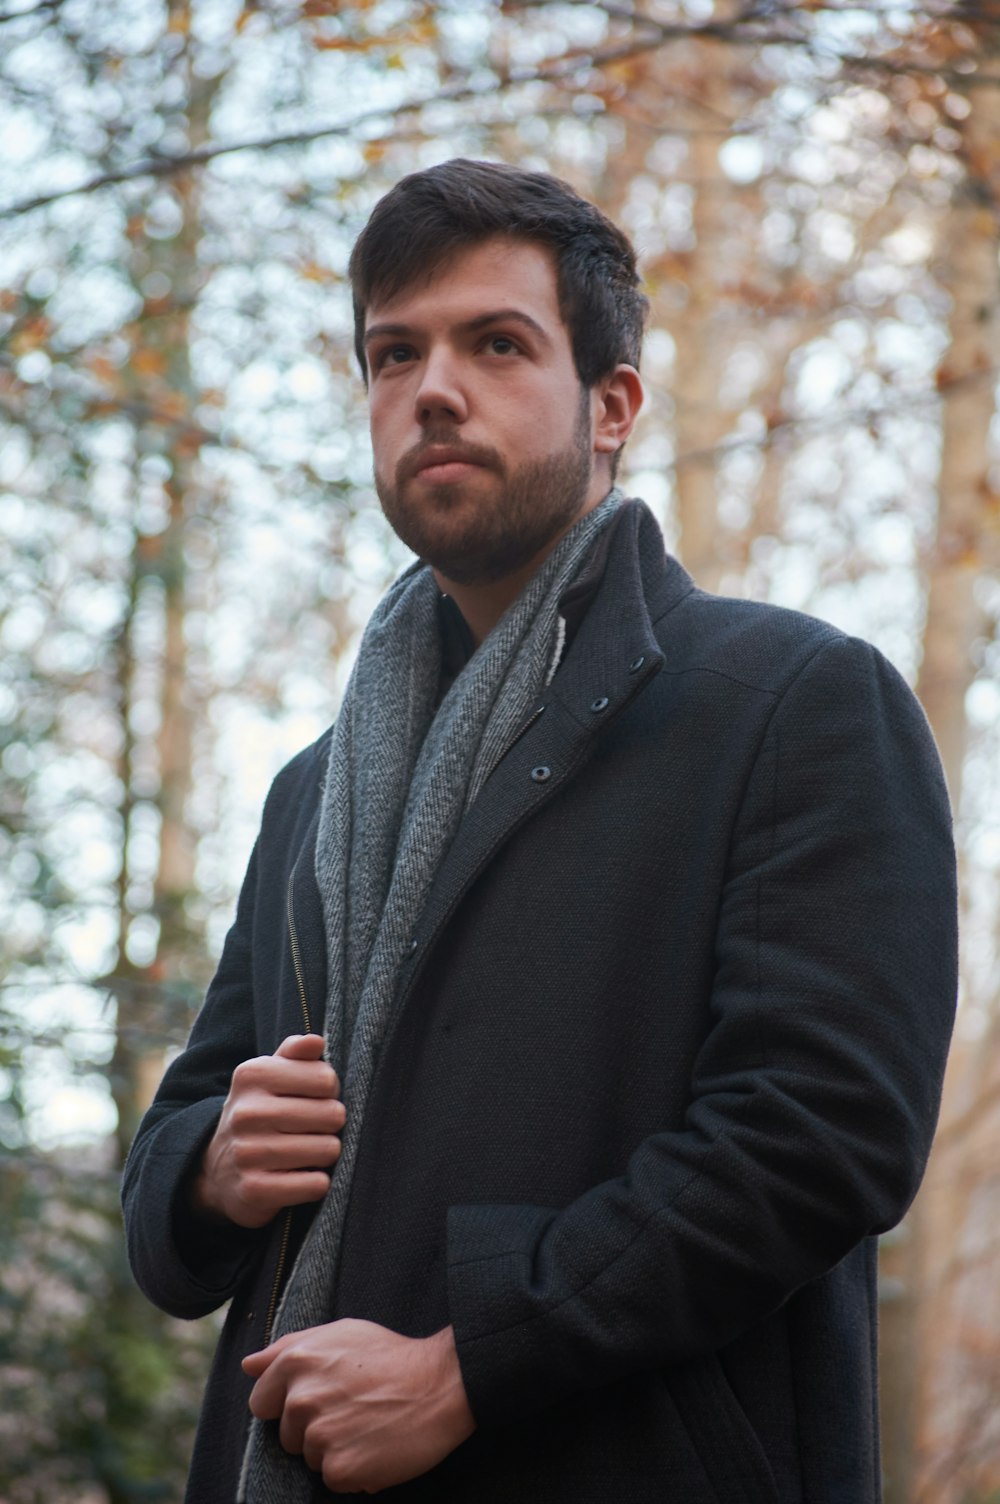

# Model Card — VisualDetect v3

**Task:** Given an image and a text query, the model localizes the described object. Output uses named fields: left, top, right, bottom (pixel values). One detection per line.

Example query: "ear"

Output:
left=592, top=364, right=644, bottom=463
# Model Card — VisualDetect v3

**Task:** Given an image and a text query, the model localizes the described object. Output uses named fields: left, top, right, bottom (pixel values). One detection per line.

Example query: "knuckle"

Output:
left=240, top=1171, right=272, bottom=1202
left=283, top=1391, right=311, bottom=1426
left=232, top=1057, right=265, bottom=1088
left=228, top=1098, right=258, bottom=1131
left=304, top=1171, right=331, bottom=1199
left=303, top=1418, right=330, bottom=1462
left=230, top=1137, right=259, bottom=1170
left=322, top=1453, right=358, bottom=1493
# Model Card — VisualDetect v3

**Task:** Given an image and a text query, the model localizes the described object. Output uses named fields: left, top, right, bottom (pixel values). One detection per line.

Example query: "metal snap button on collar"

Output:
left=530, top=765, right=552, bottom=783
left=590, top=696, right=609, bottom=713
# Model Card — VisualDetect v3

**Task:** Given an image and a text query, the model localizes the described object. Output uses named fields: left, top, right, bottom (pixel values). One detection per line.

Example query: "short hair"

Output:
left=348, top=158, right=648, bottom=388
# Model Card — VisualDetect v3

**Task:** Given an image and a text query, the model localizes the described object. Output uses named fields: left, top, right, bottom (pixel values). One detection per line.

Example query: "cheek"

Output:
left=369, top=394, right=407, bottom=469
left=504, top=385, right=578, bottom=453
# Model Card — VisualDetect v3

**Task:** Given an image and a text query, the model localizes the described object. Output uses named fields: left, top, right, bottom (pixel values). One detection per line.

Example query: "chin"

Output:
left=422, top=530, right=552, bottom=587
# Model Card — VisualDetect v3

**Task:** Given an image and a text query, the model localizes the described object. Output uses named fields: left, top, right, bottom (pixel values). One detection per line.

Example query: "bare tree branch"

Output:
left=0, top=0, right=65, bottom=25
left=3, top=9, right=999, bottom=220
left=665, top=363, right=1000, bottom=477
left=0, top=33, right=677, bottom=219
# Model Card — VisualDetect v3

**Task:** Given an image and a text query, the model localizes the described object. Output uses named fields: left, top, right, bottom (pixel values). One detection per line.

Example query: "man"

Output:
left=123, top=159, right=957, bottom=1503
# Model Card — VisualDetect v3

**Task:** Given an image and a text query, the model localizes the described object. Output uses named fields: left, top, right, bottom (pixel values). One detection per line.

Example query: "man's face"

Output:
left=364, top=236, right=603, bottom=587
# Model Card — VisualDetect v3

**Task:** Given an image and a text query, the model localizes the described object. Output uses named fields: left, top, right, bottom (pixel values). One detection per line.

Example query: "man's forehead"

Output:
left=363, top=235, right=562, bottom=328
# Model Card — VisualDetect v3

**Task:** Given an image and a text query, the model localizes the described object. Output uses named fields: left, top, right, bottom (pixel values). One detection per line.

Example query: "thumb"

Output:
left=242, top=1344, right=278, bottom=1376
left=275, top=1033, right=326, bottom=1061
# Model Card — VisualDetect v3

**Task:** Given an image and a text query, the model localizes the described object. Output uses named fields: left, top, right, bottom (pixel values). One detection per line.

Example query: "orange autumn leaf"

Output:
left=10, top=315, right=51, bottom=353
left=87, top=354, right=120, bottom=385
left=130, top=347, right=168, bottom=377
left=310, top=33, right=384, bottom=52
left=155, top=390, right=189, bottom=421
left=299, top=260, right=335, bottom=283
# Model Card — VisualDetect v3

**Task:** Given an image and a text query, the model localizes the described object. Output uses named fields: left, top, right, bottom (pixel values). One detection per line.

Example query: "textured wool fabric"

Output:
left=240, top=489, right=622, bottom=1504
left=122, top=500, right=958, bottom=1503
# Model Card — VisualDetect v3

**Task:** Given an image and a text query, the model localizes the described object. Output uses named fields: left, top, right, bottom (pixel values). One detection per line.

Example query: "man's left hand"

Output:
left=242, top=1319, right=476, bottom=1494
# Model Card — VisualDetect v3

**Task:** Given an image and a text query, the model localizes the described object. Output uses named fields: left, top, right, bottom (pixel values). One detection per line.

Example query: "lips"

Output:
left=397, top=436, right=502, bottom=487
left=413, top=448, right=483, bottom=480
left=416, top=459, right=482, bottom=484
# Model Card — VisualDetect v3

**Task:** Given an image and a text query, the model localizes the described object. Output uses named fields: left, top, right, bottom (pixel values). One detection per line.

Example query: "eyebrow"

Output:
left=363, top=309, right=553, bottom=348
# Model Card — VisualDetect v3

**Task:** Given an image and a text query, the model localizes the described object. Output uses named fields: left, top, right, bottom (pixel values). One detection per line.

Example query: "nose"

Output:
left=414, top=345, right=468, bottom=426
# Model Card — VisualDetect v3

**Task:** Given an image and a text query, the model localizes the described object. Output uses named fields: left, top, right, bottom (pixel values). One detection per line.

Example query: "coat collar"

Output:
left=397, top=499, right=694, bottom=989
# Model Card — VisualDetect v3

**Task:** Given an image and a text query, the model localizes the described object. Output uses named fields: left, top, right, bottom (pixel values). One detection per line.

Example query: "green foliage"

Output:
left=0, top=1153, right=217, bottom=1502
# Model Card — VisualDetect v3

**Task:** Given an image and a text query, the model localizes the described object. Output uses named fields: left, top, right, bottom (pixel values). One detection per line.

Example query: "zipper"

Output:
left=511, top=701, right=546, bottom=748
left=263, top=1208, right=293, bottom=1346
left=286, top=868, right=312, bottom=1034
left=262, top=870, right=314, bottom=1345
left=479, top=702, right=547, bottom=790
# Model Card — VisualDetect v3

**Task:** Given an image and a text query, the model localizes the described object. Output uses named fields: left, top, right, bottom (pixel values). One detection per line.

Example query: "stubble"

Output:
left=375, top=388, right=593, bottom=586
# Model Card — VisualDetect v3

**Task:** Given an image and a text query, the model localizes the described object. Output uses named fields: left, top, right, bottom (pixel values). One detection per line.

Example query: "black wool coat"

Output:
left=122, top=501, right=958, bottom=1504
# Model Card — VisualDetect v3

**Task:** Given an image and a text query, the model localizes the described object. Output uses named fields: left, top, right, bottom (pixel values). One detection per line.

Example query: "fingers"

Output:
left=275, top=1033, right=327, bottom=1062
left=231, top=1052, right=341, bottom=1105
left=245, top=1338, right=308, bottom=1450
left=232, top=1132, right=343, bottom=1172
left=237, top=1168, right=335, bottom=1223
left=197, top=1036, right=346, bottom=1228
left=240, top=1321, right=474, bottom=1493
left=226, top=1090, right=345, bottom=1138
left=242, top=1345, right=275, bottom=1377
left=246, top=1363, right=286, bottom=1422
left=302, top=1426, right=325, bottom=1474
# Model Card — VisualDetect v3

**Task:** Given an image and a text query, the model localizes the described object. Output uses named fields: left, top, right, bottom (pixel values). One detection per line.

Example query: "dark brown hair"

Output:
left=348, top=158, right=647, bottom=388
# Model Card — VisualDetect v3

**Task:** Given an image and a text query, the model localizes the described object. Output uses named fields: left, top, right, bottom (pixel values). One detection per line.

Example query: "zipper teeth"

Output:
left=263, top=873, right=313, bottom=1344
left=483, top=703, right=547, bottom=787
left=286, top=877, right=311, bottom=1034
left=263, top=1208, right=293, bottom=1346
left=515, top=703, right=546, bottom=744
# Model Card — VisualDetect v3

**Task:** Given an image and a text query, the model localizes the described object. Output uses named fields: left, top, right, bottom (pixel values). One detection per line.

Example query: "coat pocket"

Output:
left=666, top=1354, right=781, bottom=1504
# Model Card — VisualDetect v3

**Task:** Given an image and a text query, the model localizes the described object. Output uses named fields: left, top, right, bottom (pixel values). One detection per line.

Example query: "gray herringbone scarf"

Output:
left=240, top=490, right=621, bottom=1502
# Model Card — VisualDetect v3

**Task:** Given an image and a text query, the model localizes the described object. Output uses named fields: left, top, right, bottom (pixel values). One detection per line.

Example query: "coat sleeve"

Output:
left=121, top=836, right=266, bottom=1320
left=445, top=635, right=958, bottom=1428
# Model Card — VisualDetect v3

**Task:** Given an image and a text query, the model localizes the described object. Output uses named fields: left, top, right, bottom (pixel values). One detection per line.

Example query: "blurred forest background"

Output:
left=0, top=1, right=998, bottom=1500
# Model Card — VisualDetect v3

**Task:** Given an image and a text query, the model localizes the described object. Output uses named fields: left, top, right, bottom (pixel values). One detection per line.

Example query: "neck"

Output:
left=434, top=554, right=548, bottom=648
left=433, top=482, right=613, bottom=647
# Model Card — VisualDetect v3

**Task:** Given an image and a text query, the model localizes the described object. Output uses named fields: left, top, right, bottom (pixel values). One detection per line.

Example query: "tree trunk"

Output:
left=879, top=66, right=1000, bottom=1504
left=669, top=33, right=744, bottom=592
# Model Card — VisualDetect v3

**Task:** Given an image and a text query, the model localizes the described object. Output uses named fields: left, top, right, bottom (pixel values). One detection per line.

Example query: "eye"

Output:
left=486, top=334, right=519, bottom=356
left=372, top=344, right=414, bottom=371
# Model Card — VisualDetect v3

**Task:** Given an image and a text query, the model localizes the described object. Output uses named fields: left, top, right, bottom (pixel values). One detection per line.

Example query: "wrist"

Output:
left=427, top=1326, right=476, bottom=1443
left=190, top=1167, right=226, bottom=1222
left=187, top=1135, right=232, bottom=1224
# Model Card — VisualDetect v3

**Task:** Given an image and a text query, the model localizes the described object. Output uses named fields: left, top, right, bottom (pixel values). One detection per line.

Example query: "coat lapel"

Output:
left=399, top=502, right=685, bottom=986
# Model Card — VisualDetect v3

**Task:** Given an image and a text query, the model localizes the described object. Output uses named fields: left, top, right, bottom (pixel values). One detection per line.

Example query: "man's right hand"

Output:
left=192, top=1034, right=345, bottom=1229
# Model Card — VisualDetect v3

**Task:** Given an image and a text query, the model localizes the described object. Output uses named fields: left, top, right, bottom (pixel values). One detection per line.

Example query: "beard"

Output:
left=374, top=388, right=594, bottom=587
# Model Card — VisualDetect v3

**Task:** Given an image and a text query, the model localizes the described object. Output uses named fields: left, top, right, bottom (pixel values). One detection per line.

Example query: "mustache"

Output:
left=396, top=431, right=505, bottom=485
